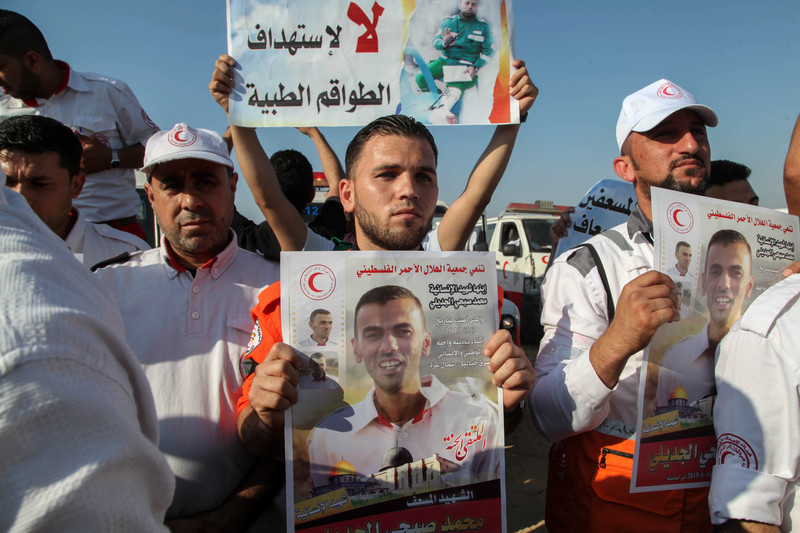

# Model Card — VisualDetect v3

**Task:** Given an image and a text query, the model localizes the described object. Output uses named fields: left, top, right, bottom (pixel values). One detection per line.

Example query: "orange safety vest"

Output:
left=545, top=429, right=711, bottom=532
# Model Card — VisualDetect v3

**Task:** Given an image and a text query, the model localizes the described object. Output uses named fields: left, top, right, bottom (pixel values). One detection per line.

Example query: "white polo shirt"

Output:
left=65, top=209, right=149, bottom=267
left=0, top=62, right=159, bottom=222
left=94, top=234, right=279, bottom=519
left=298, top=336, right=337, bottom=348
left=307, top=374, right=501, bottom=489
left=710, top=274, right=800, bottom=531
left=665, top=264, right=695, bottom=283
left=1, top=187, right=173, bottom=531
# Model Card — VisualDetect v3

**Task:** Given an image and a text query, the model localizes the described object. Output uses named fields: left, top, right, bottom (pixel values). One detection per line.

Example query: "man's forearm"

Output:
left=436, top=123, right=520, bottom=251
left=721, top=520, right=780, bottom=533
left=306, top=128, right=344, bottom=199
left=237, top=406, right=285, bottom=458
left=182, top=457, right=285, bottom=532
left=118, top=143, right=146, bottom=169
left=531, top=338, right=612, bottom=441
left=230, top=125, right=308, bottom=250
left=784, top=113, right=800, bottom=216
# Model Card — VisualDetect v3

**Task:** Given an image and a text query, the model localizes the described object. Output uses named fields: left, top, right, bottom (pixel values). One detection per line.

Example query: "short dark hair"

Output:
left=709, top=160, right=751, bottom=187
left=704, top=229, right=751, bottom=272
left=0, top=10, right=53, bottom=61
left=0, top=115, right=81, bottom=177
left=344, top=115, right=438, bottom=181
left=309, top=309, right=331, bottom=322
left=310, top=352, right=325, bottom=362
left=270, top=149, right=314, bottom=212
left=353, top=284, right=425, bottom=337
left=675, top=241, right=690, bottom=253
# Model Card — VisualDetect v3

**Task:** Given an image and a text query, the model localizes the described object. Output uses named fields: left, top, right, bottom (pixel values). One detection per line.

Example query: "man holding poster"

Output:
left=307, top=284, right=501, bottom=490
left=234, top=112, right=535, bottom=457
left=532, top=79, right=717, bottom=531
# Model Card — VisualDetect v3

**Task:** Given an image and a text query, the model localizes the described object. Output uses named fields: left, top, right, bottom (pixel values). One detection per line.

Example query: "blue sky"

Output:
left=7, top=1, right=799, bottom=219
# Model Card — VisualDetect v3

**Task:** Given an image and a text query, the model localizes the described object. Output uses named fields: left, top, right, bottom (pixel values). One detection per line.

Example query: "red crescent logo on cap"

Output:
left=666, top=202, right=693, bottom=234
left=657, top=82, right=682, bottom=99
left=167, top=126, right=197, bottom=147
left=300, top=264, right=336, bottom=300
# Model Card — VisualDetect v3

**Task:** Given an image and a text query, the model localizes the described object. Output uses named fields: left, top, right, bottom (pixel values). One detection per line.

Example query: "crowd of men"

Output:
left=3, top=4, right=800, bottom=533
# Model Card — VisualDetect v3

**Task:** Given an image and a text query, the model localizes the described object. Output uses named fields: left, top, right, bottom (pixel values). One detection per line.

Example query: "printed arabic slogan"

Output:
left=227, top=0, right=517, bottom=127
left=280, top=251, right=506, bottom=532
left=631, top=188, right=800, bottom=492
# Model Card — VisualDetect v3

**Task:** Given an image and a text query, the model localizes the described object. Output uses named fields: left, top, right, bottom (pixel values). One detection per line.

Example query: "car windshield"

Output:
left=523, top=219, right=555, bottom=252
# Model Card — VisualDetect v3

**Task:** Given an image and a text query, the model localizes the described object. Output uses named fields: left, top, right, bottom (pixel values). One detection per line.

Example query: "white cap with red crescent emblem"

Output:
left=616, top=79, right=718, bottom=151
left=142, top=123, right=232, bottom=173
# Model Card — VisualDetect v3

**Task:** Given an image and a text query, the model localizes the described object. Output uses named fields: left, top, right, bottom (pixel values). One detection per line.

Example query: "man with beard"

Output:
left=0, top=10, right=157, bottom=239
left=530, top=79, right=717, bottom=532
left=656, top=230, right=753, bottom=407
left=225, top=113, right=536, bottom=460
left=415, top=0, right=494, bottom=124
left=94, top=123, right=283, bottom=530
left=209, top=54, right=535, bottom=255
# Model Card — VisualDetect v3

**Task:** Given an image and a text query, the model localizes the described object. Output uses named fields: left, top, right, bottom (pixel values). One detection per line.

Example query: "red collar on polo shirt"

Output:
left=164, top=239, right=217, bottom=273
left=65, top=208, right=79, bottom=235
left=309, top=336, right=327, bottom=346
left=375, top=396, right=429, bottom=428
left=22, top=60, right=71, bottom=108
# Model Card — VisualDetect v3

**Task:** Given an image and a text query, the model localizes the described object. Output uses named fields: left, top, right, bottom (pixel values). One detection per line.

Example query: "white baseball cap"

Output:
left=616, top=79, right=718, bottom=151
left=142, top=123, right=233, bottom=174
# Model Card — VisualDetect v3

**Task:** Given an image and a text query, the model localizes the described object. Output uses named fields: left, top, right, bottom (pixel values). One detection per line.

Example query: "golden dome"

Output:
left=330, top=459, right=356, bottom=477
left=669, top=385, right=688, bottom=401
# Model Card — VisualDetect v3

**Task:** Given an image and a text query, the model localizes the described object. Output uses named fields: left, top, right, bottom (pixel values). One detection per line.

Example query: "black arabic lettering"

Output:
left=326, top=24, right=342, bottom=48
left=247, top=24, right=267, bottom=49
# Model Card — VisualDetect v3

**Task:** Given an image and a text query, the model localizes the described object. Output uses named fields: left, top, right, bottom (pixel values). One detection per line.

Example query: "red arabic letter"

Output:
left=347, top=1, right=384, bottom=53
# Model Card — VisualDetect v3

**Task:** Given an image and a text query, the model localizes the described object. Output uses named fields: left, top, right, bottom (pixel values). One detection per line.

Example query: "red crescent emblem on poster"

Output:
left=666, top=202, right=693, bottom=234
left=307, top=272, right=323, bottom=293
left=300, top=264, right=336, bottom=300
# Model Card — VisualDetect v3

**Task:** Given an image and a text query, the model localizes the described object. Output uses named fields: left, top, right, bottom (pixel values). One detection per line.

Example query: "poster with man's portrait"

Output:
left=631, top=188, right=800, bottom=492
left=281, top=251, right=506, bottom=532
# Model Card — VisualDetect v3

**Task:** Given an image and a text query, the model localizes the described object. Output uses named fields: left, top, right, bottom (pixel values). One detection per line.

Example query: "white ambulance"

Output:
left=469, top=202, right=566, bottom=343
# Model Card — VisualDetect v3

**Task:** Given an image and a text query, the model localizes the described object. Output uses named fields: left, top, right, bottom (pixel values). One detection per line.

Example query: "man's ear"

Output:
left=229, top=171, right=238, bottom=195
left=70, top=172, right=86, bottom=199
left=351, top=337, right=362, bottom=364
left=144, top=181, right=156, bottom=207
left=613, top=155, right=636, bottom=184
left=21, top=50, right=42, bottom=73
left=745, top=275, right=754, bottom=298
left=421, top=330, right=431, bottom=358
left=340, top=179, right=355, bottom=214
